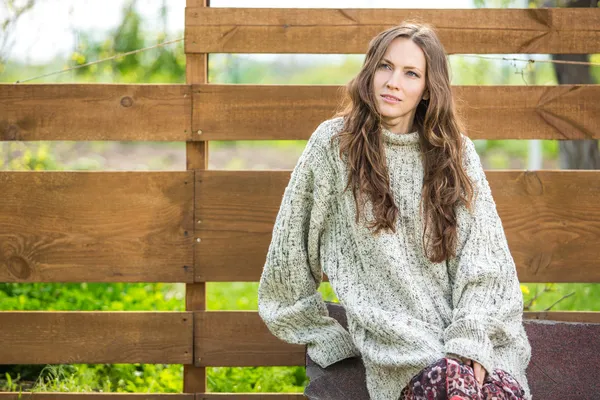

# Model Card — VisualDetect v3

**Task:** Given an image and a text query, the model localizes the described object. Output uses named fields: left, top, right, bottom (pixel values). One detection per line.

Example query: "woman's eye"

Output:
left=408, top=71, right=419, bottom=77
left=379, top=63, right=391, bottom=70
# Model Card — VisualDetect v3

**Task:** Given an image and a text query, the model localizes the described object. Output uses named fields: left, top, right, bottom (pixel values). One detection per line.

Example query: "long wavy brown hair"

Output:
left=330, top=21, right=475, bottom=263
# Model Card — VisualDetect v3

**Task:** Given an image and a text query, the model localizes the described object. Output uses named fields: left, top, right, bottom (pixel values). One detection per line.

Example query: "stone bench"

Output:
left=305, top=301, right=600, bottom=399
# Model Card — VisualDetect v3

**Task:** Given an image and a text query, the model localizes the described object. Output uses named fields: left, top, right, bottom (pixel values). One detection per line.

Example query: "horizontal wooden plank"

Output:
left=488, top=170, right=600, bottom=283
left=195, top=311, right=598, bottom=367
left=197, top=395, right=304, bottom=399
left=0, top=171, right=194, bottom=283
left=193, top=84, right=600, bottom=140
left=195, top=170, right=600, bottom=283
left=0, top=395, right=194, bottom=400
left=195, top=311, right=305, bottom=366
left=0, top=312, right=193, bottom=364
left=0, top=84, right=191, bottom=141
left=195, top=170, right=286, bottom=283
left=524, top=311, right=600, bottom=324
left=185, top=8, right=600, bottom=54
left=2, top=310, right=592, bottom=368
left=4, top=84, right=598, bottom=141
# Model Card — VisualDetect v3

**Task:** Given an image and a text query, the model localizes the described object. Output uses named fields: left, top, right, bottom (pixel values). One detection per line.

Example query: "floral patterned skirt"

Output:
left=399, top=357, right=526, bottom=400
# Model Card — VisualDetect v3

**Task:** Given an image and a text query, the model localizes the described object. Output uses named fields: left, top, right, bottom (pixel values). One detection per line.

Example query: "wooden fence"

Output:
left=0, top=2, right=599, bottom=398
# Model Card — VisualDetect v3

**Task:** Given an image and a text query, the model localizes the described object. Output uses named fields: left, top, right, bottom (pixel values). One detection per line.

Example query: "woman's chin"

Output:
left=378, top=101, right=404, bottom=114
left=379, top=111, right=403, bottom=120
left=378, top=103, right=415, bottom=119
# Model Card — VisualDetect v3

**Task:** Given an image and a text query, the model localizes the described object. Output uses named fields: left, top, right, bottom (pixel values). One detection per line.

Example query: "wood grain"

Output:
left=195, top=170, right=287, bottom=283
left=194, top=310, right=599, bottom=367
left=0, top=171, right=194, bottom=282
left=0, top=84, right=191, bottom=141
left=196, top=396, right=304, bottom=400
left=3, top=84, right=598, bottom=141
left=0, top=312, right=193, bottom=364
left=192, top=84, right=600, bottom=140
left=524, top=311, right=600, bottom=323
left=185, top=8, right=600, bottom=54
left=195, top=170, right=600, bottom=283
left=184, top=0, right=210, bottom=394
left=488, top=170, right=600, bottom=283
left=195, top=311, right=305, bottom=366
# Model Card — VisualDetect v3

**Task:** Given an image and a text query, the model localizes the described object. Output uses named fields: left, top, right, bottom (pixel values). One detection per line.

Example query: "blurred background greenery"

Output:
left=1, top=0, right=599, bottom=394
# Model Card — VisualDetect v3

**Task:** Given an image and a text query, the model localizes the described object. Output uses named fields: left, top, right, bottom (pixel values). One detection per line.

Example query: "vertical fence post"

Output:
left=183, top=0, right=209, bottom=395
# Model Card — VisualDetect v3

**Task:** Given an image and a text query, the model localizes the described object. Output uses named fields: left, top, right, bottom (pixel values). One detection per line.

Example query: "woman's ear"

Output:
left=423, top=90, right=430, bottom=101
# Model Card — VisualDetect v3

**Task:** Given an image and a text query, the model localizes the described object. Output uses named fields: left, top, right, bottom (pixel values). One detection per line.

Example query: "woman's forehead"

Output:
left=382, top=39, right=426, bottom=69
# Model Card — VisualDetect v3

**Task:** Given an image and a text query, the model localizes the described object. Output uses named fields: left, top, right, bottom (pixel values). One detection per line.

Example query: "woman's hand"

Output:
left=471, top=360, right=487, bottom=387
left=448, top=354, right=487, bottom=387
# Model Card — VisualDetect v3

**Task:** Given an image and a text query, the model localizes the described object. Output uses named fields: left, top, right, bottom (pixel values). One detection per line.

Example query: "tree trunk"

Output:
left=542, top=0, right=600, bottom=169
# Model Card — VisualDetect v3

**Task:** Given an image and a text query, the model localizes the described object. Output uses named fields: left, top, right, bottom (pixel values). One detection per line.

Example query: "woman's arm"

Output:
left=258, top=123, right=360, bottom=369
left=443, top=136, right=531, bottom=379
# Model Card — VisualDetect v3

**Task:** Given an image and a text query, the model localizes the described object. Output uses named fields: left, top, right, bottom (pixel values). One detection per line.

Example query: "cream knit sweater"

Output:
left=258, top=117, right=532, bottom=400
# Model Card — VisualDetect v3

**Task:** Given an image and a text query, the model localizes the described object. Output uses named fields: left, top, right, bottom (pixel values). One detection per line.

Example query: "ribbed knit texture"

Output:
left=258, top=117, right=532, bottom=400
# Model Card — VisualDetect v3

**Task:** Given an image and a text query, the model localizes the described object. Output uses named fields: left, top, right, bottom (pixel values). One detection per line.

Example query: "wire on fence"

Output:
left=12, top=37, right=600, bottom=84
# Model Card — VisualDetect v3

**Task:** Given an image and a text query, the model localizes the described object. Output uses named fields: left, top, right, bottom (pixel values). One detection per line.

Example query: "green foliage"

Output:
left=1, top=0, right=186, bottom=84
left=206, top=282, right=337, bottom=312
left=0, top=143, right=61, bottom=171
left=208, top=54, right=363, bottom=85
left=591, top=54, right=600, bottom=83
left=522, top=283, right=600, bottom=312
left=207, top=366, right=307, bottom=392
left=1, top=364, right=183, bottom=393
left=473, top=0, right=523, bottom=7
left=0, top=282, right=184, bottom=311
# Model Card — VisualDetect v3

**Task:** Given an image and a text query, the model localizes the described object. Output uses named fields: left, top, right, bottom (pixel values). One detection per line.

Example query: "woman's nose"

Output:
left=386, top=76, right=401, bottom=91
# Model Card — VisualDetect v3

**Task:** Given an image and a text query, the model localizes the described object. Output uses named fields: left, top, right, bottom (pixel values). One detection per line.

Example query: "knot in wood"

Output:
left=6, top=255, right=31, bottom=280
left=3, top=124, right=20, bottom=140
left=120, top=96, right=134, bottom=107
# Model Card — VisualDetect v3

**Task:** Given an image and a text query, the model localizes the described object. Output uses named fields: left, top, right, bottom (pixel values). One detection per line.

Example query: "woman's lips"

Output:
left=381, top=94, right=401, bottom=104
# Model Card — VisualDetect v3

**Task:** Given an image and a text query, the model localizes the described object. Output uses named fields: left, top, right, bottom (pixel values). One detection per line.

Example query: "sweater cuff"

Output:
left=443, top=318, right=495, bottom=376
left=307, top=325, right=361, bottom=368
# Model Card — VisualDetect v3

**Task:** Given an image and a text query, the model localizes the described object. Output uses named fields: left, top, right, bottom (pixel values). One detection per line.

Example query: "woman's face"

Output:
left=372, top=37, right=428, bottom=133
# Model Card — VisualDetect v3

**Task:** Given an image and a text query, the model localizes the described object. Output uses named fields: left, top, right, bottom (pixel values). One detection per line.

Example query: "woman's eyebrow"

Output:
left=382, top=58, right=422, bottom=72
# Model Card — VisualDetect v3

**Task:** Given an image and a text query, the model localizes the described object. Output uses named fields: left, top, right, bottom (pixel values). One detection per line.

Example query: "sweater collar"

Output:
left=380, top=126, right=420, bottom=146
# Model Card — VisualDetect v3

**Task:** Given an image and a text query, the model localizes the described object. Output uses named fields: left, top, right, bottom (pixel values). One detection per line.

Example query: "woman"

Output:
left=258, top=21, right=532, bottom=400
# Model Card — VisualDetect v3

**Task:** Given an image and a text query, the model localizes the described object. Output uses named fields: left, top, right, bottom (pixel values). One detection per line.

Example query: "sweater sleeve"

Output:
left=443, top=136, right=529, bottom=378
left=257, top=128, right=360, bottom=368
